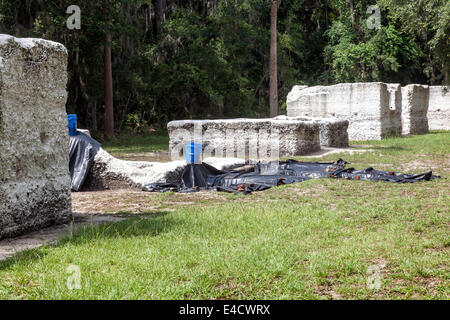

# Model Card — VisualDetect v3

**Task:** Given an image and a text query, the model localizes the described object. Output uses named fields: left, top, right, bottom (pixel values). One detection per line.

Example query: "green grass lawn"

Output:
left=0, top=132, right=448, bottom=299
left=102, top=133, right=169, bottom=155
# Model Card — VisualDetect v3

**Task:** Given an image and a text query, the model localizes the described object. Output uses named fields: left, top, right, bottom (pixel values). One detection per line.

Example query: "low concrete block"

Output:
left=167, top=118, right=321, bottom=160
left=273, top=115, right=349, bottom=147
left=0, top=34, right=72, bottom=239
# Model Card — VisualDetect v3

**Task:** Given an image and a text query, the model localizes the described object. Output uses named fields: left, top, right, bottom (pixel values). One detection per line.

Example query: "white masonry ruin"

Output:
left=401, top=84, right=429, bottom=135
left=287, top=82, right=449, bottom=140
left=428, top=86, right=450, bottom=131
left=287, top=82, right=403, bottom=141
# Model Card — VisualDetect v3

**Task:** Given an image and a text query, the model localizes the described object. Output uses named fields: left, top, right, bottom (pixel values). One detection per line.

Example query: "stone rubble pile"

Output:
left=82, top=148, right=246, bottom=190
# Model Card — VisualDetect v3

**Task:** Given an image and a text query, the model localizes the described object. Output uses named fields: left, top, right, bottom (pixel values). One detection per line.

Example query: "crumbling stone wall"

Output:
left=0, top=35, right=72, bottom=239
left=287, top=82, right=402, bottom=141
left=168, top=118, right=321, bottom=160
left=428, top=86, right=450, bottom=131
left=401, top=84, right=429, bottom=135
left=273, top=115, right=349, bottom=148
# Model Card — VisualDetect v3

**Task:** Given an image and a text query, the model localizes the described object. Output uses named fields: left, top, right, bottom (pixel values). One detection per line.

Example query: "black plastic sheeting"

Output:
left=142, top=159, right=439, bottom=194
left=67, top=132, right=439, bottom=193
left=69, top=132, right=101, bottom=191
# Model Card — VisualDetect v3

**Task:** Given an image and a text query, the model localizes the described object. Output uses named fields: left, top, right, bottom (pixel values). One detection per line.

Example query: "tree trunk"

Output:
left=431, top=64, right=435, bottom=85
left=154, top=0, right=164, bottom=39
left=145, top=6, right=151, bottom=32
left=89, top=100, right=97, bottom=132
left=104, top=34, right=114, bottom=138
left=347, top=0, right=356, bottom=26
left=445, top=38, right=449, bottom=85
left=444, top=64, right=449, bottom=86
left=269, top=0, right=279, bottom=118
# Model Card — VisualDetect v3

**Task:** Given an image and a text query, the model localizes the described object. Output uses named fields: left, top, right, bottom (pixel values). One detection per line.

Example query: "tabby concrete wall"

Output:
left=287, top=82, right=402, bottom=141
left=0, top=34, right=72, bottom=239
left=167, top=118, right=321, bottom=160
left=428, top=86, right=450, bottom=130
left=401, top=84, right=429, bottom=135
left=273, top=115, right=349, bottom=148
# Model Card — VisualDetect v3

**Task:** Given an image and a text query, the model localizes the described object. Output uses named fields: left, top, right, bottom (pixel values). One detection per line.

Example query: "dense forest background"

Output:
left=1, top=0, right=449, bottom=136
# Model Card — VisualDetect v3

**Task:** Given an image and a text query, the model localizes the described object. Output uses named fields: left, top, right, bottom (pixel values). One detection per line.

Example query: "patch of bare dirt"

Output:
left=400, top=157, right=450, bottom=173
left=413, top=276, right=444, bottom=296
left=387, top=276, right=446, bottom=299
left=71, top=189, right=228, bottom=214
left=314, top=283, right=344, bottom=300
left=214, top=279, right=246, bottom=300
left=72, top=189, right=157, bottom=214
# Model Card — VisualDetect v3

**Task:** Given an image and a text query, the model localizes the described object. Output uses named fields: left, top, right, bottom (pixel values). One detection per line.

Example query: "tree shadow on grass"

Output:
left=0, top=211, right=176, bottom=270
left=60, top=210, right=176, bottom=245
left=0, top=247, right=49, bottom=270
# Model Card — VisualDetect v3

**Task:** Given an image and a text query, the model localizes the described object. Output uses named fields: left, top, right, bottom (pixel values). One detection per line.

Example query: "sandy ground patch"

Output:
left=400, top=157, right=450, bottom=173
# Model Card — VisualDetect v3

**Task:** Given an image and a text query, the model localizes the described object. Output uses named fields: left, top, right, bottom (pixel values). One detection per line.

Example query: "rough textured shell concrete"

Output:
left=82, top=148, right=246, bottom=190
left=273, top=115, right=349, bottom=148
left=167, top=118, right=321, bottom=160
left=401, top=84, right=429, bottom=135
left=0, top=34, right=72, bottom=239
left=286, top=82, right=403, bottom=141
left=428, top=86, right=450, bottom=131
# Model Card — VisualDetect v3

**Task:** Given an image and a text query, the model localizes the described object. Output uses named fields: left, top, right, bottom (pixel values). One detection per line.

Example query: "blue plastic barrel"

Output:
left=186, top=142, right=202, bottom=164
left=67, top=114, right=78, bottom=136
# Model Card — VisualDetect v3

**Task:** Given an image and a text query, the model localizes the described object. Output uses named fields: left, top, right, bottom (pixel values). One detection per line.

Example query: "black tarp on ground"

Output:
left=69, top=132, right=101, bottom=191
left=142, top=159, right=440, bottom=194
left=67, top=132, right=440, bottom=194
left=330, top=166, right=435, bottom=183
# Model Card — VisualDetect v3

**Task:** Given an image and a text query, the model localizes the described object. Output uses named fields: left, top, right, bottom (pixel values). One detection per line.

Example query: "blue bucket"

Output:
left=67, top=114, right=78, bottom=136
left=186, top=142, right=202, bottom=164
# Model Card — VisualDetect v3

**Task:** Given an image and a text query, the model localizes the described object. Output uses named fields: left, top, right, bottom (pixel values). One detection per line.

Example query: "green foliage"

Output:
left=0, top=0, right=448, bottom=133
left=125, top=113, right=150, bottom=134
left=378, top=0, right=450, bottom=83
left=323, top=0, right=424, bottom=83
